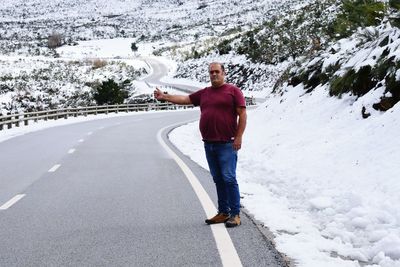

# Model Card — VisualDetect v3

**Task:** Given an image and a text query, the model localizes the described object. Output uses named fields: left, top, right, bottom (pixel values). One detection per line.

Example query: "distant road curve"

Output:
left=141, top=57, right=202, bottom=93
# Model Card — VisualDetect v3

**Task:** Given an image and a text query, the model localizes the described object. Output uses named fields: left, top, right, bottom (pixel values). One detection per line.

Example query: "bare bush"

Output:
left=47, top=32, right=63, bottom=49
left=92, top=59, right=107, bottom=69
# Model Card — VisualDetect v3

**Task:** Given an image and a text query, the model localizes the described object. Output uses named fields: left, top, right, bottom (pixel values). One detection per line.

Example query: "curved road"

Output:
left=0, top=59, right=287, bottom=266
left=142, top=57, right=202, bottom=93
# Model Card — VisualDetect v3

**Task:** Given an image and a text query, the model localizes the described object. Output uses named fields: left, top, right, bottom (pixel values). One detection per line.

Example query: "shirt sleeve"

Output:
left=189, top=89, right=204, bottom=106
left=233, top=87, right=246, bottom=108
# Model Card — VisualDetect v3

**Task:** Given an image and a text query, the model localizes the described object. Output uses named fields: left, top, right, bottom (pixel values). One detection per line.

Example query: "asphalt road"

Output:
left=0, top=110, right=288, bottom=266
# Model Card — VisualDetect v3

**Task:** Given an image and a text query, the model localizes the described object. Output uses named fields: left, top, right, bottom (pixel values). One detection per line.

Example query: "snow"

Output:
left=170, top=84, right=400, bottom=266
left=168, top=73, right=400, bottom=266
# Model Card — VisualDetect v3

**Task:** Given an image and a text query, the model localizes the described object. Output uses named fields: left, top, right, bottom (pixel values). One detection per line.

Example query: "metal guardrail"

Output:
left=0, top=97, right=256, bottom=131
left=0, top=102, right=194, bottom=131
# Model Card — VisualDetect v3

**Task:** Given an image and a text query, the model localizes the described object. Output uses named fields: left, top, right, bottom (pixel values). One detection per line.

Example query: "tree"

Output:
left=93, top=79, right=128, bottom=105
left=131, top=43, right=138, bottom=54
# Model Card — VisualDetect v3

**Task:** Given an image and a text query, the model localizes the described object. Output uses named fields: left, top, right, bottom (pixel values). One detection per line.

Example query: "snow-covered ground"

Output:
left=170, top=85, right=400, bottom=267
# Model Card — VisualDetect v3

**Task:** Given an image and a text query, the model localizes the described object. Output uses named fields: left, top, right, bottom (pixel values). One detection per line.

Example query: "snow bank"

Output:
left=170, top=83, right=400, bottom=266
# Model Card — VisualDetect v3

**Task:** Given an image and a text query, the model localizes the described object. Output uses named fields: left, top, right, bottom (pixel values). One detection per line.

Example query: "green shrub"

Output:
left=93, top=79, right=128, bottom=105
left=352, top=65, right=377, bottom=96
left=330, top=69, right=357, bottom=96
left=329, top=65, right=378, bottom=96
left=389, top=0, right=400, bottom=10
left=389, top=0, right=400, bottom=27
left=331, top=0, right=386, bottom=38
left=216, top=39, right=233, bottom=55
left=386, top=72, right=400, bottom=99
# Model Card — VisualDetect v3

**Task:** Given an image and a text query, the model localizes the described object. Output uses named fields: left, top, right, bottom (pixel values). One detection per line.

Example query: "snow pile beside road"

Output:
left=169, top=84, right=400, bottom=266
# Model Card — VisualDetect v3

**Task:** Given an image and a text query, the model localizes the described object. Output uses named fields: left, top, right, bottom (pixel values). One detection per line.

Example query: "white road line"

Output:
left=157, top=125, right=243, bottom=267
left=87, top=132, right=93, bottom=136
left=78, top=139, right=84, bottom=143
left=48, top=164, right=61, bottom=172
left=68, top=148, right=76, bottom=154
left=0, top=194, right=26, bottom=210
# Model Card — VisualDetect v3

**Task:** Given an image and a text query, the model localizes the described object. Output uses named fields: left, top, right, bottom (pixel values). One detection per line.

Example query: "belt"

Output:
left=203, top=140, right=233, bottom=144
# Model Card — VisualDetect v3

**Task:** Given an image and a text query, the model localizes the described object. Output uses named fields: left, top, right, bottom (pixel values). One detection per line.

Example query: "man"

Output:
left=154, top=62, right=247, bottom=228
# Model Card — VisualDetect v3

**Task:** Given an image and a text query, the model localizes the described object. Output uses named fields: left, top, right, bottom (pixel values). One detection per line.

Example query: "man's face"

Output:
left=209, top=64, right=225, bottom=87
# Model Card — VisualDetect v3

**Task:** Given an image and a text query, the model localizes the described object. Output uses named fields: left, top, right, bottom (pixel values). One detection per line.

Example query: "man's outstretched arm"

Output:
left=154, top=88, right=192, bottom=105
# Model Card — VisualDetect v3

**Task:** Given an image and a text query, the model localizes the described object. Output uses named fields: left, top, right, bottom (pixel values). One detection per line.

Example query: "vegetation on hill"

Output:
left=286, top=1, right=400, bottom=115
left=176, top=0, right=400, bottom=115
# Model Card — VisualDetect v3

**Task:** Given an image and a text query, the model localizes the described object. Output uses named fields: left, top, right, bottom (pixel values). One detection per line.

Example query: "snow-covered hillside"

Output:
left=0, top=0, right=304, bottom=114
left=0, top=0, right=295, bottom=56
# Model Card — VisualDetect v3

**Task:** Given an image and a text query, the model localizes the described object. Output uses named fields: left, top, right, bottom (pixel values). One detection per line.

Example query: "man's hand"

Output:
left=233, top=136, right=242, bottom=151
left=154, top=88, right=192, bottom=105
left=154, top=87, right=166, bottom=101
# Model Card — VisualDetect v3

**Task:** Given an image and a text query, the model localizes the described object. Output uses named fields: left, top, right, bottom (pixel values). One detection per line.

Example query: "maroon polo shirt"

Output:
left=189, top=83, right=246, bottom=142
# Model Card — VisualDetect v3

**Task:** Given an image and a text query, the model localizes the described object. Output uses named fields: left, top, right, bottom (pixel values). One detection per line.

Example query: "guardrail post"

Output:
left=15, top=115, right=20, bottom=127
left=7, top=113, right=12, bottom=129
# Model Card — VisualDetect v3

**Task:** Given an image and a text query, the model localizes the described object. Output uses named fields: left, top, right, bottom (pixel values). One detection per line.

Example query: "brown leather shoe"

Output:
left=225, top=215, right=241, bottom=227
left=205, top=213, right=230, bottom=224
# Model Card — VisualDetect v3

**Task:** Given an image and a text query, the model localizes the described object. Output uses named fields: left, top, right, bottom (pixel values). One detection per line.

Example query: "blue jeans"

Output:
left=204, top=142, right=240, bottom=215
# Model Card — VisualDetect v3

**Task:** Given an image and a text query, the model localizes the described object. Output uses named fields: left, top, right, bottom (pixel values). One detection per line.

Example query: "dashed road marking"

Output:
left=0, top=194, right=26, bottom=210
left=87, top=132, right=93, bottom=136
left=48, top=164, right=61, bottom=172
left=68, top=148, right=76, bottom=154
left=78, top=139, right=84, bottom=143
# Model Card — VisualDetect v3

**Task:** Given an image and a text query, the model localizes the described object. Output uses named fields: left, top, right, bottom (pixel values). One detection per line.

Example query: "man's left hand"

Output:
left=233, top=137, right=242, bottom=151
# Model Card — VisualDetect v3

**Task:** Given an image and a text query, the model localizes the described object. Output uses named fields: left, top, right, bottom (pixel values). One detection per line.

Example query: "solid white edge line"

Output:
left=157, top=125, right=243, bottom=267
left=48, top=164, right=61, bottom=172
left=0, top=194, right=26, bottom=210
